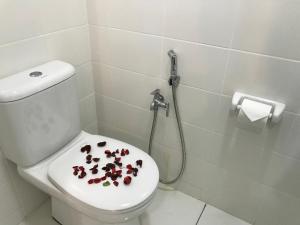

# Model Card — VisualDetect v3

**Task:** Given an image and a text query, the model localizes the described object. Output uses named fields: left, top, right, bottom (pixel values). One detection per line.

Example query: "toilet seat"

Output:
left=48, top=133, right=159, bottom=214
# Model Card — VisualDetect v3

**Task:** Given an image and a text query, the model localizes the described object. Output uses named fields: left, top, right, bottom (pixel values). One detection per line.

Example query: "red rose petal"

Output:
left=94, top=178, right=101, bottom=184
left=136, top=160, right=143, bottom=168
left=86, top=155, right=92, bottom=160
left=88, top=179, right=94, bottom=184
left=97, top=141, right=106, bottom=147
left=93, top=158, right=100, bottom=162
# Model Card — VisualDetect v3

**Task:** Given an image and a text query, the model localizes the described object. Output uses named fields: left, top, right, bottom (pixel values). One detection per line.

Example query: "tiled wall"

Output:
left=88, top=0, right=300, bottom=224
left=0, top=1, right=97, bottom=224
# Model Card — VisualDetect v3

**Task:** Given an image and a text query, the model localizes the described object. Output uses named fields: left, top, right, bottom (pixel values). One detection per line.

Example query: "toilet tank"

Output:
left=0, top=61, right=81, bottom=167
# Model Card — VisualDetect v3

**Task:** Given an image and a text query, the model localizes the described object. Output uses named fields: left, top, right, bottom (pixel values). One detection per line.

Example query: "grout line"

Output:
left=195, top=204, right=207, bottom=225
left=93, top=61, right=300, bottom=117
left=89, top=24, right=300, bottom=63
left=0, top=24, right=88, bottom=49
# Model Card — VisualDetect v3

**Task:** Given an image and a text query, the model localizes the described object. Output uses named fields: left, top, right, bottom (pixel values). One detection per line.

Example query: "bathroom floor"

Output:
left=18, top=190, right=250, bottom=225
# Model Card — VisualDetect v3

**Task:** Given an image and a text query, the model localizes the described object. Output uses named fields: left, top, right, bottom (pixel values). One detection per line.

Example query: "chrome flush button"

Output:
left=29, top=71, right=43, bottom=77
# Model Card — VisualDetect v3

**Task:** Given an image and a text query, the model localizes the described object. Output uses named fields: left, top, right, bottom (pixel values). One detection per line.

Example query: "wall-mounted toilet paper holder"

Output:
left=232, top=92, right=286, bottom=124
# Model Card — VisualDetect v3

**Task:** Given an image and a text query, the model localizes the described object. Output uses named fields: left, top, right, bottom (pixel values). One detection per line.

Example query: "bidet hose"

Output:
left=148, top=85, right=186, bottom=184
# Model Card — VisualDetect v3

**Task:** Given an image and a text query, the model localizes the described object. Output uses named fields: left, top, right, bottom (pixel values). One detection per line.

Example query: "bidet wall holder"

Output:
left=150, top=89, right=169, bottom=117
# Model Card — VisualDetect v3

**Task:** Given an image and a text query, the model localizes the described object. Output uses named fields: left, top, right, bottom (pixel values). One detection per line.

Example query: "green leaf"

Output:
left=103, top=181, right=110, bottom=187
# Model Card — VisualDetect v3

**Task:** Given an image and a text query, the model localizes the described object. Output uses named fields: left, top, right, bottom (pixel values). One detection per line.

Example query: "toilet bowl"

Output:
left=0, top=61, right=159, bottom=225
left=19, top=131, right=159, bottom=225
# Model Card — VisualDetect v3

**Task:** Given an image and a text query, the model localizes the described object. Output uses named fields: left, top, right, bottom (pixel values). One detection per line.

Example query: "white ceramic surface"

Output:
left=0, top=61, right=74, bottom=102
left=48, top=134, right=159, bottom=211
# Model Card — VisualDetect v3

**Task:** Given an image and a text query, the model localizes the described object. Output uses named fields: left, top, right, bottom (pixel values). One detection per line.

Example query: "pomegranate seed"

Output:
left=101, top=176, right=107, bottom=181
left=116, top=149, right=120, bottom=154
left=93, top=158, right=100, bottom=162
left=123, top=176, right=132, bottom=185
left=127, top=170, right=133, bottom=174
left=112, top=168, right=116, bottom=174
left=92, top=169, right=98, bottom=174
left=73, top=171, right=78, bottom=176
left=136, top=160, right=143, bottom=168
left=113, top=181, right=119, bottom=187
left=86, top=160, right=92, bottom=164
left=72, top=166, right=79, bottom=169
left=125, top=149, right=129, bottom=155
left=115, top=157, right=121, bottom=162
left=88, top=179, right=94, bottom=184
left=97, top=141, right=106, bottom=147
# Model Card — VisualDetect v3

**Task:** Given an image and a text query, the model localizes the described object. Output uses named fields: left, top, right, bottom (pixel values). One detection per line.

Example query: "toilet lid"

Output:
left=48, top=134, right=159, bottom=212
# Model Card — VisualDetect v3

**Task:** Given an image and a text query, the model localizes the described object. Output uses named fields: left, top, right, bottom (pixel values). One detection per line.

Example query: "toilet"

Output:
left=0, top=61, right=159, bottom=225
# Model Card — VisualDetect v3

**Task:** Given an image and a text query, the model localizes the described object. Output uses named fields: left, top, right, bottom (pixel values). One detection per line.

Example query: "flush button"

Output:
left=29, top=71, right=43, bottom=77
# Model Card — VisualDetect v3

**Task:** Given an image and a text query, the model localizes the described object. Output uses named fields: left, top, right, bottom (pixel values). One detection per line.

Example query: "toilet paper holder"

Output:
left=231, top=92, right=286, bottom=124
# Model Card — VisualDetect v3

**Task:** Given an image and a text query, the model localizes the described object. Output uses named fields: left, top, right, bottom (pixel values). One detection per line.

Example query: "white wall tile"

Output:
left=76, top=63, right=95, bottom=99
left=255, top=186, right=300, bottom=225
left=263, top=152, right=300, bottom=199
left=162, top=38, right=229, bottom=93
left=209, top=172, right=263, bottom=223
left=164, top=0, right=240, bottom=47
left=183, top=123, right=224, bottom=165
left=96, top=95, right=153, bottom=139
left=273, top=115, right=300, bottom=161
left=88, top=0, right=164, bottom=35
left=223, top=51, right=300, bottom=113
left=181, top=155, right=224, bottom=197
left=0, top=38, right=48, bottom=78
left=232, top=0, right=300, bottom=60
left=98, top=122, right=148, bottom=151
left=46, top=26, right=91, bottom=66
left=87, top=0, right=109, bottom=27
left=79, top=94, right=97, bottom=129
left=90, top=26, right=162, bottom=77
left=173, top=85, right=221, bottom=131
left=0, top=0, right=42, bottom=45
left=93, top=63, right=161, bottom=109
left=38, top=0, right=87, bottom=34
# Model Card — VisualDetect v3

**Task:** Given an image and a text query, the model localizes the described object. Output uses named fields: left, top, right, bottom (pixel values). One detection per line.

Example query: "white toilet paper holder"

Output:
left=231, top=92, right=286, bottom=124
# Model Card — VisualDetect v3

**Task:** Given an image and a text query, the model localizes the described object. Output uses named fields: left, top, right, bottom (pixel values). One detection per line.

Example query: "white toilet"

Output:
left=0, top=61, right=159, bottom=225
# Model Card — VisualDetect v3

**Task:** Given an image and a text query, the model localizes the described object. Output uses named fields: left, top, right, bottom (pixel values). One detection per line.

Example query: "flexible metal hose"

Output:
left=148, top=85, right=186, bottom=184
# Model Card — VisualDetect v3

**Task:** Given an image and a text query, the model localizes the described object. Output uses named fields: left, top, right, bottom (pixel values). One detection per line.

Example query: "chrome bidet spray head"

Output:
left=168, top=50, right=180, bottom=87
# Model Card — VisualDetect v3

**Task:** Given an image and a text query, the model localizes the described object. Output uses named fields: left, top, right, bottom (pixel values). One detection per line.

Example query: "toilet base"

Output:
left=51, top=198, right=141, bottom=225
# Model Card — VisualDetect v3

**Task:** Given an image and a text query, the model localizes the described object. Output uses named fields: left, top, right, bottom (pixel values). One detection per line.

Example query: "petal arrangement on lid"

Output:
left=73, top=140, right=143, bottom=188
